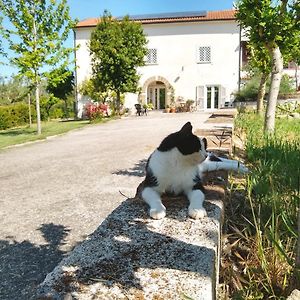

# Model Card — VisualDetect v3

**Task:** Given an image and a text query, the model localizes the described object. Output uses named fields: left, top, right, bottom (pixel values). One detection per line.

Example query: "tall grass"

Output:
left=222, top=112, right=300, bottom=299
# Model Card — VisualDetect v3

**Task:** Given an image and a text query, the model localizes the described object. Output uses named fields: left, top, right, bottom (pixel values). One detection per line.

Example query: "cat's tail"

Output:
left=133, top=180, right=146, bottom=200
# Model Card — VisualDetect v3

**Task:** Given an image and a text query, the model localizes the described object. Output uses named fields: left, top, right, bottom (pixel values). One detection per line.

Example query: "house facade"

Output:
left=74, top=10, right=241, bottom=116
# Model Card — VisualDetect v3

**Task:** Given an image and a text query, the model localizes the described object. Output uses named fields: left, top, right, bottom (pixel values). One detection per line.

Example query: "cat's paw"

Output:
left=188, top=207, right=207, bottom=219
left=149, top=207, right=166, bottom=219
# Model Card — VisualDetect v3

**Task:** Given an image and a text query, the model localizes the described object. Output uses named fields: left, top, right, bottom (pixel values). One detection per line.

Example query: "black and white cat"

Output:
left=141, top=122, right=248, bottom=220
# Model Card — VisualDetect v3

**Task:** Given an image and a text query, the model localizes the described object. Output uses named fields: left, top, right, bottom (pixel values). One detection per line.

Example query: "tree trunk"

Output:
left=28, top=93, right=32, bottom=127
left=116, top=90, right=121, bottom=115
left=264, top=45, right=283, bottom=133
left=32, top=10, right=41, bottom=134
left=64, top=99, right=68, bottom=119
left=295, top=63, right=298, bottom=91
left=35, top=83, right=42, bottom=135
left=257, top=72, right=268, bottom=115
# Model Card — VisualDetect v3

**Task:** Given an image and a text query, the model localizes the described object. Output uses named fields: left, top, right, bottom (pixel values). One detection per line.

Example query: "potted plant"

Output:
left=186, top=99, right=195, bottom=112
left=170, top=105, right=176, bottom=113
left=147, top=103, right=154, bottom=110
left=165, top=105, right=170, bottom=113
left=170, top=98, right=176, bottom=113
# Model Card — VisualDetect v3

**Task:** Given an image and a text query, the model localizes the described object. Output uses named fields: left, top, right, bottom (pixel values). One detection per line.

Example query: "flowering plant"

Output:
left=84, top=102, right=109, bottom=120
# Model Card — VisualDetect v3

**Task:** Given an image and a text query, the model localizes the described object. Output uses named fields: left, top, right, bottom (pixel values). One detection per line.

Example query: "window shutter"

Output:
left=220, top=86, right=226, bottom=107
left=196, top=86, right=205, bottom=109
left=146, top=48, right=157, bottom=64
left=197, top=46, right=211, bottom=63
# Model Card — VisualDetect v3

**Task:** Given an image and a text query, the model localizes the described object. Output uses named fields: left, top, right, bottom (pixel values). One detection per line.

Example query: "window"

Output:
left=197, top=46, right=211, bottom=63
left=145, top=48, right=157, bottom=64
left=241, top=41, right=250, bottom=67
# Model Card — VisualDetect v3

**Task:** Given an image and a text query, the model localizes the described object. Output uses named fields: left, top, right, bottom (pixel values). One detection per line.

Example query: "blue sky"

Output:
left=0, top=0, right=235, bottom=78
left=68, top=0, right=235, bottom=20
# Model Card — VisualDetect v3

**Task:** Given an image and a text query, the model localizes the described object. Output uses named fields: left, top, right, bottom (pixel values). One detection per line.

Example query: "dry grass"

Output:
left=219, top=112, right=300, bottom=299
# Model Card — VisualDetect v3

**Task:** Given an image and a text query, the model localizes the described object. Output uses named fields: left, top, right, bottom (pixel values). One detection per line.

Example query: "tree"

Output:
left=246, top=43, right=271, bottom=115
left=79, top=78, right=110, bottom=104
left=89, top=11, right=148, bottom=114
left=0, top=75, right=29, bottom=104
left=46, top=67, right=74, bottom=118
left=0, top=0, right=76, bottom=134
left=0, top=16, right=4, bottom=57
left=236, top=0, right=300, bottom=133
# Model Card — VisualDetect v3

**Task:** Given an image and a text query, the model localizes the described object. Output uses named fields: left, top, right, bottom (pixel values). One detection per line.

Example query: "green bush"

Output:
left=37, top=95, right=75, bottom=120
left=234, top=73, right=296, bottom=102
left=279, top=74, right=295, bottom=96
left=0, top=103, right=35, bottom=130
left=234, top=75, right=261, bottom=102
left=0, top=94, right=75, bottom=130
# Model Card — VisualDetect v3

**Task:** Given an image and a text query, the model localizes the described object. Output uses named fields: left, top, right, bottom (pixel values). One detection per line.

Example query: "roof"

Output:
left=76, top=9, right=236, bottom=28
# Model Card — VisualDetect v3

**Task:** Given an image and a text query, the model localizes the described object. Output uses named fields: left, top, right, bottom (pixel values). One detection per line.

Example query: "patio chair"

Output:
left=135, top=104, right=147, bottom=116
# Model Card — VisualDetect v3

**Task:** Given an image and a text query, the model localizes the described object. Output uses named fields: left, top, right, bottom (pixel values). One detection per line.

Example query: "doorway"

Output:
left=147, top=81, right=166, bottom=109
left=206, top=86, right=219, bottom=110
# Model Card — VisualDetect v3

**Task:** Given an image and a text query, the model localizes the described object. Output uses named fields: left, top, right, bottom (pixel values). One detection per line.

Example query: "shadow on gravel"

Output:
left=112, top=159, right=147, bottom=177
left=36, top=198, right=218, bottom=298
left=35, top=172, right=226, bottom=298
left=0, top=223, right=71, bottom=300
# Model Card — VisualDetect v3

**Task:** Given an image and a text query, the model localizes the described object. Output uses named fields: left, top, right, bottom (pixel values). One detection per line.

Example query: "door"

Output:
left=148, top=85, right=166, bottom=109
left=206, top=86, right=219, bottom=110
left=159, top=88, right=166, bottom=109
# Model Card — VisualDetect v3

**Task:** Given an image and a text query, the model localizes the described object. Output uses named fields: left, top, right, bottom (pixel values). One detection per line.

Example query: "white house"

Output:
left=74, top=9, right=242, bottom=116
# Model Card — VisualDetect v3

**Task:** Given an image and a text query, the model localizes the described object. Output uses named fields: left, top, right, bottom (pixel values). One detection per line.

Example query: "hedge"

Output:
left=0, top=103, right=36, bottom=130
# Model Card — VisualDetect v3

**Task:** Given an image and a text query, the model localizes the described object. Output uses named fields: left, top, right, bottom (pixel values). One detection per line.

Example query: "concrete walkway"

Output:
left=0, top=111, right=233, bottom=299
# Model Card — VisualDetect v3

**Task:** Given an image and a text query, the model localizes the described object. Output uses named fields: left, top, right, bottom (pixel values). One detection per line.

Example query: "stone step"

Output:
left=35, top=171, right=227, bottom=300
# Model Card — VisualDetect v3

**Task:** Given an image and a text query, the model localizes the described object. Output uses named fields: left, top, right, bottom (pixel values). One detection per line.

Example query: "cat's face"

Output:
left=158, top=122, right=207, bottom=164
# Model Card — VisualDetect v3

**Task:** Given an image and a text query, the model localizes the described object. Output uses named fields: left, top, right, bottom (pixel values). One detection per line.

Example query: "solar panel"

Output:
left=117, top=11, right=207, bottom=21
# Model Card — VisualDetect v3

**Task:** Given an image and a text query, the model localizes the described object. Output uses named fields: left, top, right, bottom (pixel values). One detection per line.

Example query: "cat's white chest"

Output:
left=149, top=149, right=197, bottom=194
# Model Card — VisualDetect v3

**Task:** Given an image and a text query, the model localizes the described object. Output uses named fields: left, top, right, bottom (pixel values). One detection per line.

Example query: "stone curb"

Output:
left=35, top=172, right=227, bottom=300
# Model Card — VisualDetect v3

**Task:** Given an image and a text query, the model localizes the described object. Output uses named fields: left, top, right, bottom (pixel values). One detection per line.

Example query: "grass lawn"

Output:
left=0, top=119, right=90, bottom=149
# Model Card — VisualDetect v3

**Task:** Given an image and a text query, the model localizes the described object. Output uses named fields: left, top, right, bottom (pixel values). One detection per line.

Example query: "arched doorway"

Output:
left=139, top=76, right=173, bottom=110
left=148, top=81, right=166, bottom=109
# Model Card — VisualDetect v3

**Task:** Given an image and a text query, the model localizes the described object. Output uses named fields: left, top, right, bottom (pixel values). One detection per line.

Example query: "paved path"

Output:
left=0, top=111, right=222, bottom=299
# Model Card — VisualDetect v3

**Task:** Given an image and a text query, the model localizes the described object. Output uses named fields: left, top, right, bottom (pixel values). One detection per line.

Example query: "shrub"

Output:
left=277, top=101, right=300, bottom=115
left=0, top=103, right=35, bottom=130
left=39, top=95, right=61, bottom=121
left=147, top=103, right=154, bottom=110
left=234, top=73, right=296, bottom=102
left=84, top=102, right=109, bottom=121
left=279, top=74, right=295, bottom=96
left=234, top=75, right=261, bottom=102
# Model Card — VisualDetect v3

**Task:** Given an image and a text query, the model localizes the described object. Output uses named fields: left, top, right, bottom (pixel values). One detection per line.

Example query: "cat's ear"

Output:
left=202, top=137, right=208, bottom=150
left=180, top=122, right=193, bottom=135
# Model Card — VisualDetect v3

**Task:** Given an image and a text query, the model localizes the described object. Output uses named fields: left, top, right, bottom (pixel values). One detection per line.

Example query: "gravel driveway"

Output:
left=0, top=111, right=212, bottom=299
